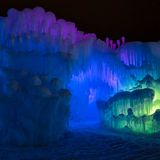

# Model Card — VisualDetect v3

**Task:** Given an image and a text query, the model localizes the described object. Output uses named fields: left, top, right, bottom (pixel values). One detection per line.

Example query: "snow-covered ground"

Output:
left=1, top=122, right=160, bottom=160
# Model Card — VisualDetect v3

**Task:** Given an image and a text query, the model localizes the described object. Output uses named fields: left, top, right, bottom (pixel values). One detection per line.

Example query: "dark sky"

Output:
left=0, top=0, right=159, bottom=42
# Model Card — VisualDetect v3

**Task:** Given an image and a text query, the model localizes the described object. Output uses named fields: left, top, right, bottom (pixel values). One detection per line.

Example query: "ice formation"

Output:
left=0, top=7, right=160, bottom=137
left=0, top=68, right=71, bottom=146
left=98, top=76, right=160, bottom=134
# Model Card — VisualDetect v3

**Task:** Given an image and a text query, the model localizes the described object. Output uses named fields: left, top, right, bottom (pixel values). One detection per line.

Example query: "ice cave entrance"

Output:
left=68, top=78, right=101, bottom=125
left=70, top=97, right=100, bottom=123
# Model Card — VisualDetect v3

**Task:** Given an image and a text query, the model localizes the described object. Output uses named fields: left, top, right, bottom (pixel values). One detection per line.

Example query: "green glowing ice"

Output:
left=103, top=86, right=160, bottom=134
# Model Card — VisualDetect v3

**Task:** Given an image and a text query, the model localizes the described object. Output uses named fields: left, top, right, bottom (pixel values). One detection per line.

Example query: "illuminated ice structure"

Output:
left=97, top=45, right=160, bottom=134
left=97, top=78, right=160, bottom=134
left=0, top=7, right=160, bottom=144
left=0, top=7, right=126, bottom=123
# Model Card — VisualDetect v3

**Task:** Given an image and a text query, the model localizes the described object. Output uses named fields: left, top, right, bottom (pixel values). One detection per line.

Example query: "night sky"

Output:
left=0, top=0, right=159, bottom=42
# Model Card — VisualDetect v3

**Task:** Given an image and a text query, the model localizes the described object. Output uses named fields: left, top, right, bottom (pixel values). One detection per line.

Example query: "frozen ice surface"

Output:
left=0, top=123, right=160, bottom=160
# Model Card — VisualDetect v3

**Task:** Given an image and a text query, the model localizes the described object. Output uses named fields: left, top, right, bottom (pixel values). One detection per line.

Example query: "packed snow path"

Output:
left=0, top=123, right=160, bottom=160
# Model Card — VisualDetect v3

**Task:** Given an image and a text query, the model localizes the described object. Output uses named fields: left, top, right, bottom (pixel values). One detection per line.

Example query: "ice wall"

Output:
left=98, top=76, right=160, bottom=134
left=0, top=7, right=160, bottom=123
left=0, top=68, right=71, bottom=146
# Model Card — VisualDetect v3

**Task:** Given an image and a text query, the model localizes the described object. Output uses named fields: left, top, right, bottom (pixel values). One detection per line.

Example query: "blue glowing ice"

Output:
left=0, top=7, right=160, bottom=126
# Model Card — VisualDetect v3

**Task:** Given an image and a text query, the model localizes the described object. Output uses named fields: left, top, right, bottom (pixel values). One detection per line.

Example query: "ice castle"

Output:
left=0, top=7, right=160, bottom=145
